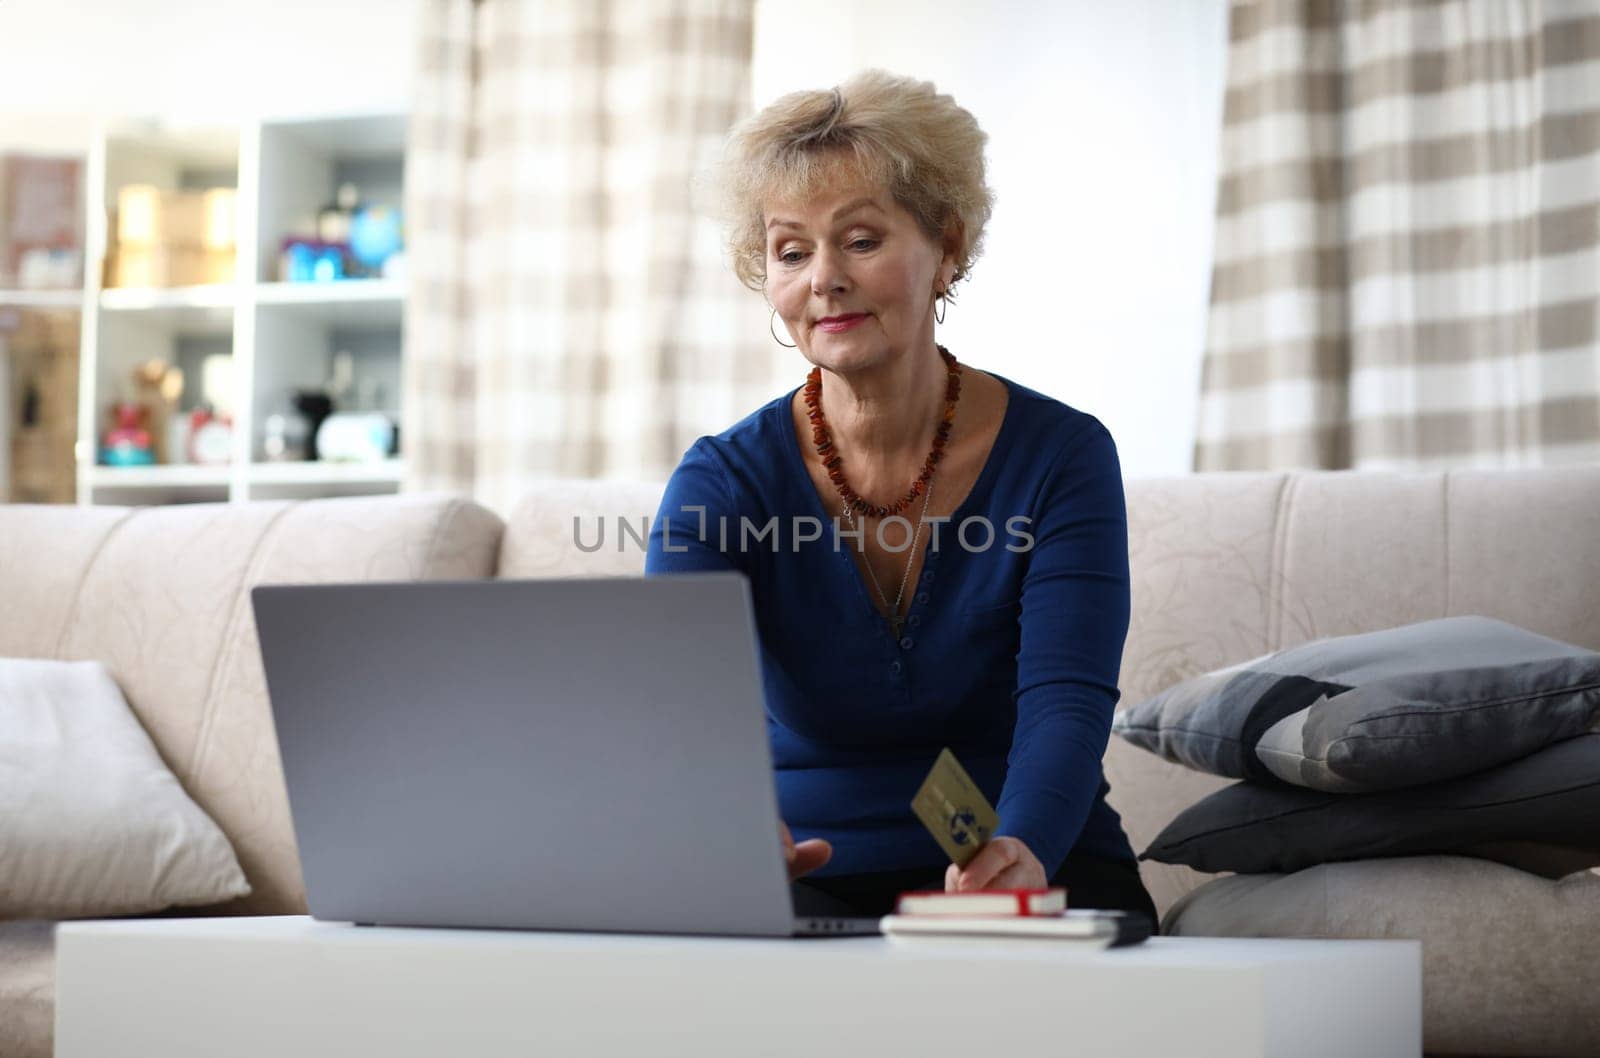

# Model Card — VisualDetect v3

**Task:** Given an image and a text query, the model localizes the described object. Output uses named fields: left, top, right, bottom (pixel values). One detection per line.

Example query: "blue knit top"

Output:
left=644, top=373, right=1137, bottom=877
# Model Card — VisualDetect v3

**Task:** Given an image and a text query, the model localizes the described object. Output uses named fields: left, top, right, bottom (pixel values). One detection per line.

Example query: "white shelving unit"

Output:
left=75, top=112, right=407, bottom=506
left=0, top=290, right=86, bottom=310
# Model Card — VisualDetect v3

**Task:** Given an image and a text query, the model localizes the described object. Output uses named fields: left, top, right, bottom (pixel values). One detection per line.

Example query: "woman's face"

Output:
left=764, top=175, right=955, bottom=376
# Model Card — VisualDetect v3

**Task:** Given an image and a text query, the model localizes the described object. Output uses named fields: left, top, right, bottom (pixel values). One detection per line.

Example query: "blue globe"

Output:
left=350, top=205, right=403, bottom=269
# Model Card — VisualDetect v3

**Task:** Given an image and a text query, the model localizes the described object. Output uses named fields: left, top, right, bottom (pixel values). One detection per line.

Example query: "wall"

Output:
left=752, top=0, right=1229, bottom=478
left=0, top=0, right=418, bottom=135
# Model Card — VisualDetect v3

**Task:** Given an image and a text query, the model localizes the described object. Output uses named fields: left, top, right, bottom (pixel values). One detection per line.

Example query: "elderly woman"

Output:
left=646, top=70, right=1155, bottom=922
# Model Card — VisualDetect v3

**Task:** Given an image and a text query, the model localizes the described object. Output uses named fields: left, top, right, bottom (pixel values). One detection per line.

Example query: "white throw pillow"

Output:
left=0, top=658, right=250, bottom=917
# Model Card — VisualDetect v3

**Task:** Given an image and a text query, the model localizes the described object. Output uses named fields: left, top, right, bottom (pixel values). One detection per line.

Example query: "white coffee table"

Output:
left=56, top=916, right=1420, bottom=1058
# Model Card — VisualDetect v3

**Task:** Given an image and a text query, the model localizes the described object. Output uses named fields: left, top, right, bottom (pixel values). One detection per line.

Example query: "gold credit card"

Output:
left=911, top=748, right=999, bottom=868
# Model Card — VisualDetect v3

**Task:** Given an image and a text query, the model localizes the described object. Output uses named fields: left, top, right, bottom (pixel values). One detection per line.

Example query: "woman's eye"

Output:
left=773, top=238, right=871, bottom=264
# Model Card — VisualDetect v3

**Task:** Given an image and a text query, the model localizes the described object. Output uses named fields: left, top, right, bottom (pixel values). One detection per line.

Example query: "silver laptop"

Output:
left=251, top=573, right=880, bottom=937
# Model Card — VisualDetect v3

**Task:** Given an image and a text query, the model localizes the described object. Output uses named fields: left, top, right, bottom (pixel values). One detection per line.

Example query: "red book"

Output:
left=895, top=887, right=1066, bottom=917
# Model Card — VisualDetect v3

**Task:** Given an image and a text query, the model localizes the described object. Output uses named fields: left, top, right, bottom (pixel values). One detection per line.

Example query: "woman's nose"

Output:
left=809, top=246, right=849, bottom=296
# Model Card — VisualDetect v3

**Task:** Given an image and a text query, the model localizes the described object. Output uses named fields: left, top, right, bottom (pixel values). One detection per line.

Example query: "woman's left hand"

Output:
left=945, top=836, right=1047, bottom=892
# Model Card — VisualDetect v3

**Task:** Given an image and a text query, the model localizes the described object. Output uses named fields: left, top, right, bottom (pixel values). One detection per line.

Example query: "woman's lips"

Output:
left=816, top=313, right=869, bottom=333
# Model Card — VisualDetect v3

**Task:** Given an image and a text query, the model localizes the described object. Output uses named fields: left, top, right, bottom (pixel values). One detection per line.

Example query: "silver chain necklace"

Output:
left=841, top=476, right=935, bottom=638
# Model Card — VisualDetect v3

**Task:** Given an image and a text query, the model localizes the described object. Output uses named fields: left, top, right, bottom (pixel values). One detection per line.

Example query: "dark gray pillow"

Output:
left=1142, top=733, right=1600, bottom=875
left=1113, top=616, right=1600, bottom=792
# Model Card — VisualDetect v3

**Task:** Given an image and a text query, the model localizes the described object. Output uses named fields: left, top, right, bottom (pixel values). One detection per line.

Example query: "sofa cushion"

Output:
left=0, top=505, right=132, bottom=661
left=0, top=658, right=248, bottom=917
left=1165, top=857, right=1600, bottom=1057
left=499, top=478, right=666, bottom=579
left=0, top=493, right=504, bottom=916
left=1142, top=733, right=1600, bottom=875
left=1113, top=616, right=1600, bottom=793
left=1106, top=468, right=1600, bottom=917
left=0, top=921, right=54, bottom=1058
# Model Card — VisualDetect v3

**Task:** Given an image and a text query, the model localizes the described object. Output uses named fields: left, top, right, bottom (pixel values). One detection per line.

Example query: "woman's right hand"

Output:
left=780, top=820, right=832, bottom=881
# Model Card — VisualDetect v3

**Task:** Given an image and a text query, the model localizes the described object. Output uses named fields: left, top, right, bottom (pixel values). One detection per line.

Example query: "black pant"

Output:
left=794, top=849, right=1159, bottom=924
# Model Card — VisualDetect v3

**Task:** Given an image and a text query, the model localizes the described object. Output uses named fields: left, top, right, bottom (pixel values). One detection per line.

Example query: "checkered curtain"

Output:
left=405, top=0, right=778, bottom=513
left=1196, top=0, right=1600, bottom=470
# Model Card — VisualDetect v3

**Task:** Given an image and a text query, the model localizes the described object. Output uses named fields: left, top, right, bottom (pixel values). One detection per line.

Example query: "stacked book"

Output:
left=880, top=887, right=1150, bottom=946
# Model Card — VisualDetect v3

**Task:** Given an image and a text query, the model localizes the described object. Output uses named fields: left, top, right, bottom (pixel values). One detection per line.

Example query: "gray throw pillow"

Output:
left=1113, top=616, right=1600, bottom=793
left=1141, top=733, right=1600, bottom=875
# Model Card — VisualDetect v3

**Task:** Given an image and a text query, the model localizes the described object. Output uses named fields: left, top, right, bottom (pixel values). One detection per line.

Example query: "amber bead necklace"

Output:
left=805, top=346, right=962, bottom=634
left=803, top=345, right=961, bottom=517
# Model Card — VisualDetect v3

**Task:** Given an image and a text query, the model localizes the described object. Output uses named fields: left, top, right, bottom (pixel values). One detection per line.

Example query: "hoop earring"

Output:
left=770, top=307, right=796, bottom=348
left=934, top=291, right=948, bottom=326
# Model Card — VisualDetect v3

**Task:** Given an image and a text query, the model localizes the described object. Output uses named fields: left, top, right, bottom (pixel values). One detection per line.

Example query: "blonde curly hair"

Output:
left=714, top=69, right=994, bottom=298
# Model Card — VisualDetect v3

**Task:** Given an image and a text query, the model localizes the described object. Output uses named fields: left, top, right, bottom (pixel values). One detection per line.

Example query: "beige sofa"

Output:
left=3, top=468, right=1598, bottom=1057
left=0, top=493, right=505, bottom=1057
